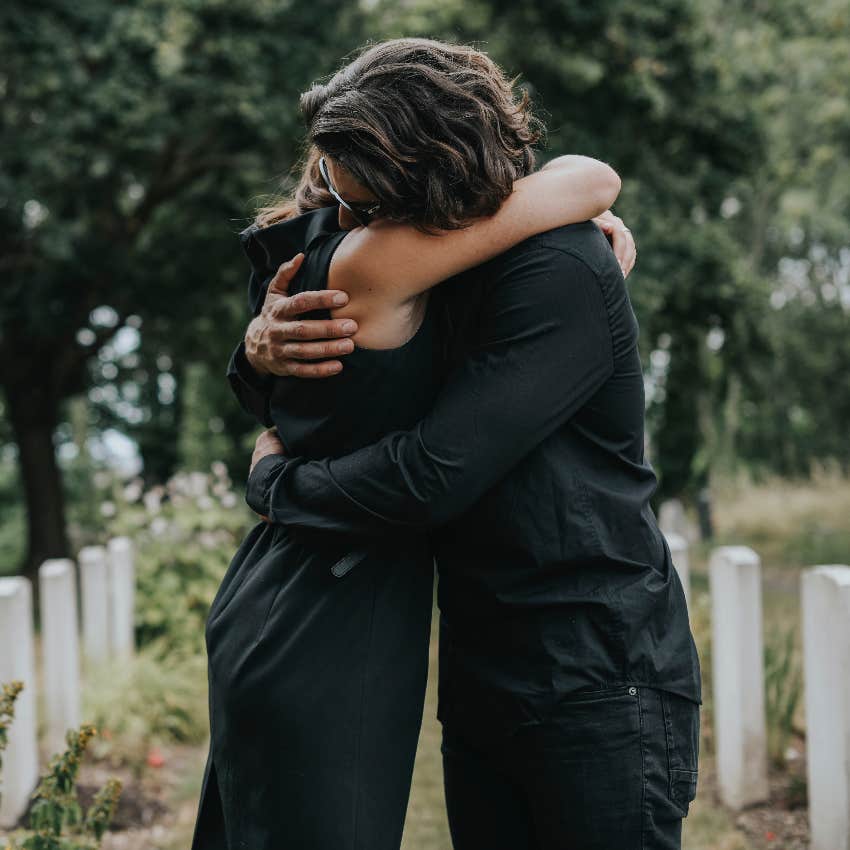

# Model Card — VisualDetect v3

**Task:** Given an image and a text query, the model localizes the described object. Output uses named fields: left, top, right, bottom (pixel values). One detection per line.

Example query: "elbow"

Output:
left=596, top=163, right=622, bottom=214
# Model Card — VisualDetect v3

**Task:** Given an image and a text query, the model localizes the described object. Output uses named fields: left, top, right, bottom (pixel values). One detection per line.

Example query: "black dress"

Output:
left=191, top=206, right=440, bottom=850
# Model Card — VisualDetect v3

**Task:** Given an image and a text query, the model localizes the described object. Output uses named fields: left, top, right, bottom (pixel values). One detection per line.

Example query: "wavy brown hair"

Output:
left=255, top=37, right=544, bottom=232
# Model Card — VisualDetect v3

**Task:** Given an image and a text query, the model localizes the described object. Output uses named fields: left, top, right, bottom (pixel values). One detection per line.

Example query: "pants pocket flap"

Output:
left=669, top=768, right=698, bottom=815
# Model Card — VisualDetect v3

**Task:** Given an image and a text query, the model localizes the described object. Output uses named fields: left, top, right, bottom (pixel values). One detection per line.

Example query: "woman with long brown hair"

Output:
left=191, top=37, right=630, bottom=850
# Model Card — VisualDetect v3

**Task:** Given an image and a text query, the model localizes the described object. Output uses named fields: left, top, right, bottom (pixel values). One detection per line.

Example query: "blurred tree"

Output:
left=0, top=0, right=366, bottom=576
left=705, top=0, right=850, bottom=477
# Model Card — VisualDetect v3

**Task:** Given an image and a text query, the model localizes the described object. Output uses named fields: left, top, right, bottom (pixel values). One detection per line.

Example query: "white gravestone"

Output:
left=709, top=546, right=769, bottom=809
left=664, top=532, right=691, bottom=611
left=107, top=537, right=135, bottom=657
left=658, top=498, right=690, bottom=541
left=0, top=578, right=39, bottom=828
left=801, top=565, right=850, bottom=850
left=78, top=546, right=110, bottom=666
left=38, top=559, right=81, bottom=756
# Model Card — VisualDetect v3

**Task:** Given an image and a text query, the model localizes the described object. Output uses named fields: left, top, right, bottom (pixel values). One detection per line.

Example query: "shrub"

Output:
left=83, top=651, right=209, bottom=772
left=103, top=464, right=253, bottom=660
left=1, top=682, right=121, bottom=850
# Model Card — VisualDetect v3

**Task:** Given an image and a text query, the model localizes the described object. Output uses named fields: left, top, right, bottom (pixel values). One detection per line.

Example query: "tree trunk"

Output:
left=4, top=381, right=69, bottom=582
left=656, top=332, right=704, bottom=502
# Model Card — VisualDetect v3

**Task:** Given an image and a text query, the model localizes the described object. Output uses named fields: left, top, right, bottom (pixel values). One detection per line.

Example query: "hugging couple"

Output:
left=191, top=36, right=701, bottom=850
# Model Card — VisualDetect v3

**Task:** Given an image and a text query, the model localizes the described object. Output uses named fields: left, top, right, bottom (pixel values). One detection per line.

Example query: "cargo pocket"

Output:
left=660, top=690, right=701, bottom=817
left=670, top=768, right=699, bottom=816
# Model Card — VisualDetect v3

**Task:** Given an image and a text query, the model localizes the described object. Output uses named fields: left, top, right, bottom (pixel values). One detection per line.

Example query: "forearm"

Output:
left=333, top=157, right=621, bottom=300
left=528, top=154, right=621, bottom=225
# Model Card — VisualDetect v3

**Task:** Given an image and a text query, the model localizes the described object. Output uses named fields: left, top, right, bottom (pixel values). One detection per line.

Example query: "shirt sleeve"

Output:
left=227, top=340, right=275, bottom=428
left=245, top=246, right=615, bottom=534
left=226, top=267, right=275, bottom=428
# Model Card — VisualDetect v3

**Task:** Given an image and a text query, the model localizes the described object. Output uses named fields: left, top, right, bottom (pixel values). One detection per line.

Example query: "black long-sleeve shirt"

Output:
left=230, top=221, right=701, bottom=737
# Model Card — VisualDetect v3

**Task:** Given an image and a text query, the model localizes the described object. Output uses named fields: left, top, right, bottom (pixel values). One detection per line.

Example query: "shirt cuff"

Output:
left=228, top=341, right=273, bottom=392
left=245, top=454, right=288, bottom=518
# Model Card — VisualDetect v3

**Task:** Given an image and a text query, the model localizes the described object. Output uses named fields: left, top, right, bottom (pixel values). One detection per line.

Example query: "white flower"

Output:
left=188, top=471, right=208, bottom=498
left=100, top=501, right=117, bottom=517
left=150, top=516, right=169, bottom=536
left=143, top=489, right=162, bottom=514
left=220, top=492, right=237, bottom=509
left=123, top=478, right=144, bottom=503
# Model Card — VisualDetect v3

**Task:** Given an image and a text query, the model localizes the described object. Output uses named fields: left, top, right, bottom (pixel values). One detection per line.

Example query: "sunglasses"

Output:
left=318, top=156, right=381, bottom=227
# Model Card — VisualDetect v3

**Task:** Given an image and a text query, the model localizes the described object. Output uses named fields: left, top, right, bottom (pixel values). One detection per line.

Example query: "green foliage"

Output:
left=701, top=0, right=850, bottom=480
left=0, top=680, right=24, bottom=780
left=105, top=464, right=252, bottom=658
left=20, top=725, right=121, bottom=850
left=763, top=624, right=803, bottom=768
left=71, top=464, right=252, bottom=768
left=83, top=652, right=209, bottom=771
left=0, top=692, right=122, bottom=850
left=0, top=456, right=25, bottom=576
left=0, top=0, right=369, bottom=570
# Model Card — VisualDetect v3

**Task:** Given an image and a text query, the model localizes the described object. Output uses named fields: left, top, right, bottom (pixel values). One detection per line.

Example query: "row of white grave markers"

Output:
left=0, top=537, right=135, bottom=829
left=658, top=499, right=850, bottom=849
left=78, top=538, right=136, bottom=665
left=660, top=496, right=850, bottom=850
left=0, top=577, right=39, bottom=829
left=712, top=553, right=850, bottom=850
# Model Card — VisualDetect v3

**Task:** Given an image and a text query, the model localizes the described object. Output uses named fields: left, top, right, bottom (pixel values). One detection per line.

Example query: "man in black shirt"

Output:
left=229, top=220, right=701, bottom=848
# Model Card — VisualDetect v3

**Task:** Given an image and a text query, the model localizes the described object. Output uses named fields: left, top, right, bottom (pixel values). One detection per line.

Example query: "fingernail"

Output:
left=329, top=362, right=342, bottom=373
left=332, top=292, right=348, bottom=306
left=342, top=320, right=357, bottom=333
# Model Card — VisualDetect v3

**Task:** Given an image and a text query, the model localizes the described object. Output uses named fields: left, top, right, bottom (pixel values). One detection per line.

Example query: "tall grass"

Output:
left=763, top=624, right=803, bottom=767
left=712, top=465, right=850, bottom=567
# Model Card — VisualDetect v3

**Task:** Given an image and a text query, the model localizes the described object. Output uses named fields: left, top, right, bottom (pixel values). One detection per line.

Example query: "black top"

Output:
left=238, top=220, right=702, bottom=735
left=227, top=205, right=442, bottom=459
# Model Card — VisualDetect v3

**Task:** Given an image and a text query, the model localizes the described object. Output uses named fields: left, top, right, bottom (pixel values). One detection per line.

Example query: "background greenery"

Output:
left=1, top=0, right=847, bottom=577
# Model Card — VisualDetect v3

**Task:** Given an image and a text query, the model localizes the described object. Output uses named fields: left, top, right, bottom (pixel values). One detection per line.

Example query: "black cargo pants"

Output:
left=442, top=685, right=700, bottom=850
